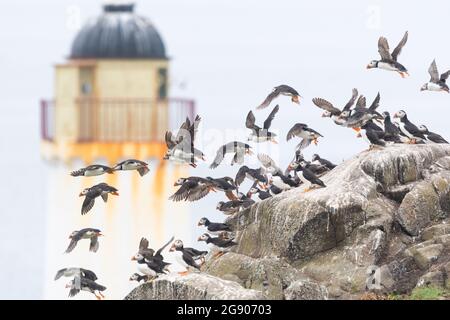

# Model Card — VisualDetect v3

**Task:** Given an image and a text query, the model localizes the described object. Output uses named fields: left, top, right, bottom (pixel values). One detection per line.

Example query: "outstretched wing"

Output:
left=65, top=239, right=79, bottom=253
left=440, top=70, right=450, bottom=82
left=428, top=59, right=440, bottom=83
left=245, top=111, right=256, bottom=129
left=168, top=180, right=198, bottom=202
left=209, top=146, right=226, bottom=169
left=89, top=236, right=99, bottom=253
left=391, top=31, right=408, bottom=61
left=81, top=197, right=95, bottom=215
left=343, top=88, right=359, bottom=111
left=263, top=105, right=279, bottom=129
left=257, top=88, right=280, bottom=109
left=378, top=37, right=392, bottom=61
left=235, top=166, right=249, bottom=186
left=355, top=95, right=366, bottom=110
left=368, top=92, right=381, bottom=111
left=139, top=238, right=149, bottom=251
left=312, top=98, right=341, bottom=115
left=286, top=123, right=306, bottom=141
left=257, top=153, right=281, bottom=174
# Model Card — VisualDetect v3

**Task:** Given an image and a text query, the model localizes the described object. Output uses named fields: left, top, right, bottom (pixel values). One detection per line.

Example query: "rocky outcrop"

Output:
left=126, top=144, right=450, bottom=300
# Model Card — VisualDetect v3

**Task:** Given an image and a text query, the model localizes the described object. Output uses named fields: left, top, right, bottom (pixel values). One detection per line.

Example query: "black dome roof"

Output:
left=70, top=4, right=167, bottom=59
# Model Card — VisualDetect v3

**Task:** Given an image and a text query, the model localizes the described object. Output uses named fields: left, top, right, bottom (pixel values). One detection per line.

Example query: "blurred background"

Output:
left=1, top=0, right=450, bottom=299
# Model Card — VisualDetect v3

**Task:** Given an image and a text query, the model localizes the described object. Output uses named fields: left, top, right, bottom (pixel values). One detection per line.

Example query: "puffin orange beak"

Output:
left=271, top=139, right=278, bottom=144
left=111, top=191, right=119, bottom=196
left=197, top=237, right=202, bottom=241
left=197, top=222, right=202, bottom=226
left=98, top=233, right=104, bottom=237
left=292, top=95, right=301, bottom=104
left=169, top=244, right=176, bottom=252
left=313, top=138, right=318, bottom=146
left=131, top=256, right=137, bottom=261
left=79, top=193, right=83, bottom=197
left=366, top=64, right=371, bottom=69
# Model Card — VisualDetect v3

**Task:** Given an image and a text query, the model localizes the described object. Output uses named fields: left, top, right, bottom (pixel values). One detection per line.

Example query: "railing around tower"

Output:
left=40, top=98, right=195, bottom=143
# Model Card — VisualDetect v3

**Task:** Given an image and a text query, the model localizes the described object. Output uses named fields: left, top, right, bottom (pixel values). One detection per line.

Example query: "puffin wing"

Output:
left=366, top=129, right=386, bottom=146
left=257, top=88, right=280, bottom=110
left=355, top=95, right=366, bottom=110
left=89, top=236, right=99, bottom=253
left=428, top=132, right=449, bottom=144
left=182, top=251, right=201, bottom=269
left=296, top=139, right=312, bottom=152
left=342, top=88, right=359, bottom=111
left=391, top=31, right=408, bottom=61
left=137, top=166, right=150, bottom=177
left=165, top=131, right=176, bottom=149
left=186, top=185, right=212, bottom=202
left=257, top=153, right=281, bottom=174
left=209, top=222, right=232, bottom=232
left=245, top=110, right=257, bottom=129
left=286, top=123, right=306, bottom=141
left=209, top=145, right=227, bottom=169
left=65, top=238, right=79, bottom=253
left=428, top=59, right=440, bottom=83
left=378, top=37, right=392, bottom=61
left=156, top=236, right=175, bottom=256
left=312, top=98, right=341, bottom=115
left=235, top=166, right=248, bottom=186
left=225, top=190, right=238, bottom=201
left=440, top=70, right=450, bottom=82
left=263, top=105, right=280, bottom=129
left=81, top=196, right=95, bottom=215
left=68, top=286, right=80, bottom=298
left=169, top=180, right=197, bottom=202
left=100, top=193, right=108, bottom=203
left=368, top=92, right=381, bottom=112
left=54, top=268, right=67, bottom=280
left=139, top=238, right=150, bottom=251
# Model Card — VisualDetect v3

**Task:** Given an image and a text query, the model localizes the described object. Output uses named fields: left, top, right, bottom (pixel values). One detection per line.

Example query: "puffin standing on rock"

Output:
left=418, top=125, right=449, bottom=144
left=393, top=110, right=426, bottom=143
left=367, top=31, right=409, bottom=78
left=288, top=162, right=326, bottom=192
left=197, top=233, right=237, bottom=258
left=257, top=85, right=301, bottom=109
left=131, top=237, right=174, bottom=280
left=169, top=239, right=208, bottom=275
left=198, top=217, right=233, bottom=236
left=311, top=154, right=336, bottom=170
left=113, top=159, right=150, bottom=177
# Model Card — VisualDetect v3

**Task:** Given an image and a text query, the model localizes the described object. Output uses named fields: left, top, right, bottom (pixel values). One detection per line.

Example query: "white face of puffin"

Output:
left=79, top=188, right=89, bottom=196
left=367, top=60, right=378, bottom=69
left=133, top=253, right=144, bottom=261
left=197, top=234, right=210, bottom=242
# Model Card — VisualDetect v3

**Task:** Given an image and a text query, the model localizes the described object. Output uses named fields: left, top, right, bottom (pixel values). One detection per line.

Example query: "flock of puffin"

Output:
left=54, top=31, right=450, bottom=299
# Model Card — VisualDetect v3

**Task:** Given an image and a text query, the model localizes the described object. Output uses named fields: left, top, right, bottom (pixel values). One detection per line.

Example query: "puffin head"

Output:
left=420, top=83, right=428, bottom=91
left=198, top=217, right=208, bottom=226
left=367, top=60, right=378, bottom=69
left=394, top=110, right=406, bottom=119
left=129, top=273, right=140, bottom=281
left=79, top=188, right=89, bottom=197
left=131, top=253, right=143, bottom=261
left=174, top=178, right=186, bottom=186
left=69, top=231, right=78, bottom=239
left=197, top=233, right=210, bottom=242
left=170, top=239, right=183, bottom=252
left=216, top=201, right=224, bottom=210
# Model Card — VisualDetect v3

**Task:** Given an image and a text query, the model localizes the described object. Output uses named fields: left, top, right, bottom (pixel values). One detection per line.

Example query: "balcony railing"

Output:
left=40, top=98, right=195, bottom=143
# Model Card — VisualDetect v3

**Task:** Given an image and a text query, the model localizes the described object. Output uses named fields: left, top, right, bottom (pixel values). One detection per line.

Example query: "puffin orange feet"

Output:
left=352, top=127, right=361, bottom=133
left=178, top=271, right=189, bottom=276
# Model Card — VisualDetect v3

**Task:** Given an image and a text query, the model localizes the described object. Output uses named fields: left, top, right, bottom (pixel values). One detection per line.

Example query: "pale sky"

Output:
left=1, top=0, right=450, bottom=298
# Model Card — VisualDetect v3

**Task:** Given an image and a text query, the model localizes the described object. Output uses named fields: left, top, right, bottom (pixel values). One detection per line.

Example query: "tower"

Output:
left=41, top=2, right=194, bottom=299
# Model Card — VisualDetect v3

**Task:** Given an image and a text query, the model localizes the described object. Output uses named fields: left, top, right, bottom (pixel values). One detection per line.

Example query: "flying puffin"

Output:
left=209, top=141, right=253, bottom=169
left=131, top=236, right=174, bottom=279
left=393, top=110, right=426, bottom=143
left=339, top=93, right=382, bottom=131
left=129, top=273, right=149, bottom=283
left=198, top=217, right=233, bottom=236
left=418, top=125, right=449, bottom=144
left=79, top=183, right=119, bottom=215
left=246, top=105, right=279, bottom=143
left=289, top=162, right=326, bottom=192
left=421, top=59, right=450, bottom=93
left=169, top=177, right=217, bottom=202
left=197, top=233, right=237, bottom=258
left=70, top=164, right=114, bottom=177
left=65, top=276, right=106, bottom=300
left=367, top=31, right=409, bottom=78
left=257, top=85, right=301, bottom=109
left=286, top=123, right=323, bottom=151
left=235, top=165, right=268, bottom=189
left=257, top=153, right=297, bottom=189
left=54, top=267, right=98, bottom=282
left=113, top=159, right=150, bottom=177
left=169, top=239, right=208, bottom=275
left=65, top=228, right=103, bottom=253
left=311, top=154, right=336, bottom=170
left=206, top=176, right=238, bottom=200
left=216, top=198, right=253, bottom=215
left=312, top=88, right=359, bottom=125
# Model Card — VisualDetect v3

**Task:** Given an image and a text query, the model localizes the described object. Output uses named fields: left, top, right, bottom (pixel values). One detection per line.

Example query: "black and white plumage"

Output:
left=198, top=233, right=237, bottom=256
left=198, top=217, right=232, bottom=236
left=286, top=123, right=323, bottom=151
left=312, top=88, right=359, bottom=125
left=169, top=239, right=207, bottom=272
left=367, top=31, right=409, bottom=77
left=206, top=176, right=238, bottom=200
left=246, top=105, right=279, bottom=143
left=257, top=153, right=297, bottom=189
left=169, top=177, right=217, bottom=202
left=339, top=93, right=382, bottom=130
left=79, top=183, right=119, bottom=215
left=66, top=276, right=106, bottom=300
left=311, top=154, right=336, bottom=170
left=129, top=273, right=149, bottom=283
left=357, top=123, right=390, bottom=148
left=235, top=165, right=267, bottom=187
left=209, top=142, right=253, bottom=169
left=421, top=59, right=450, bottom=93
left=132, top=236, right=174, bottom=278
left=257, top=85, right=301, bottom=109
left=418, top=125, right=449, bottom=144
left=54, top=268, right=98, bottom=282
left=113, top=159, right=150, bottom=176
left=382, top=112, right=405, bottom=143
left=65, top=228, right=103, bottom=253
left=70, top=164, right=114, bottom=177
left=289, top=162, right=326, bottom=191
left=247, top=184, right=272, bottom=200
left=393, top=110, right=426, bottom=143
left=216, top=198, right=253, bottom=215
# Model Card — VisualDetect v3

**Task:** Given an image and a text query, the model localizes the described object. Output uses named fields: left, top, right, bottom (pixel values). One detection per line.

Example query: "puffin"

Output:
left=198, top=217, right=233, bottom=235
left=381, top=112, right=406, bottom=143
left=235, top=165, right=268, bottom=188
left=129, top=273, right=149, bottom=283
left=357, top=122, right=391, bottom=149
left=311, top=154, right=336, bottom=170
left=367, top=31, right=409, bottom=78
left=418, top=125, right=449, bottom=144
left=393, top=110, right=426, bottom=143
left=70, top=164, right=114, bottom=177
left=269, top=184, right=284, bottom=196
left=131, top=236, right=174, bottom=279
left=257, top=85, right=301, bottom=109
left=54, top=267, right=98, bottom=282
left=245, top=105, right=279, bottom=143
left=65, top=228, right=103, bottom=253
left=66, top=276, right=106, bottom=300
left=247, top=184, right=272, bottom=200
left=113, top=159, right=150, bottom=177
left=298, top=160, right=329, bottom=176
left=206, top=176, right=238, bottom=200
left=289, top=162, right=326, bottom=192
left=421, top=59, right=450, bottom=93
left=169, top=177, right=217, bottom=202
left=286, top=123, right=323, bottom=151
left=169, top=239, right=208, bottom=275
left=209, top=142, right=253, bottom=169
left=216, top=198, right=253, bottom=215
left=197, top=233, right=237, bottom=258
left=79, top=183, right=119, bottom=215
left=339, top=93, right=382, bottom=131
left=257, top=153, right=297, bottom=189
left=312, top=88, right=359, bottom=125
